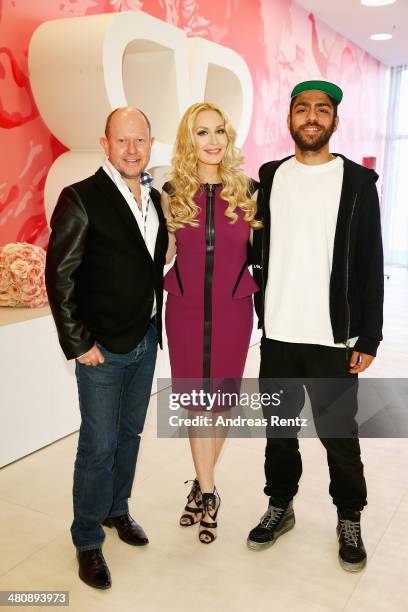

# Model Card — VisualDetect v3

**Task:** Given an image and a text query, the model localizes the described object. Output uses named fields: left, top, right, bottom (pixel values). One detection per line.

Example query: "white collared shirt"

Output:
left=102, top=159, right=159, bottom=316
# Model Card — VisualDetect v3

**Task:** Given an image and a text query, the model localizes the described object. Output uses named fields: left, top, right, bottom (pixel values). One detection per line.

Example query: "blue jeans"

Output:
left=71, top=323, right=157, bottom=550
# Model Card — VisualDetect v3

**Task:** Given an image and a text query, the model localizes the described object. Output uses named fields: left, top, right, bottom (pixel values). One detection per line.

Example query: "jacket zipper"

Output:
left=344, top=193, right=358, bottom=360
left=260, top=186, right=266, bottom=328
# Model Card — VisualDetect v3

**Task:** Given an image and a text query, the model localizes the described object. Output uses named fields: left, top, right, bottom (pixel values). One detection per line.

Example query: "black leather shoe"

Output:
left=102, top=513, right=149, bottom=546
left=76, top=548, right=111, bottom=589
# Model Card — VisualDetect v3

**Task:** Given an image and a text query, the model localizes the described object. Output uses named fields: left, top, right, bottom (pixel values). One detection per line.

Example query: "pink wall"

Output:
left=0, top=0, right=389, bottom=248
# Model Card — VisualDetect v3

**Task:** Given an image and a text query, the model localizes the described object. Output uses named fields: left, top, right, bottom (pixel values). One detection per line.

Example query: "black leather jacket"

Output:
left=45, top=168, right=168, bottom=360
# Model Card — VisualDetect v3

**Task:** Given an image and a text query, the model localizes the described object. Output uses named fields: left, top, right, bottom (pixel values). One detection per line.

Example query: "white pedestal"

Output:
left=0, top=309, right=79, bottom=467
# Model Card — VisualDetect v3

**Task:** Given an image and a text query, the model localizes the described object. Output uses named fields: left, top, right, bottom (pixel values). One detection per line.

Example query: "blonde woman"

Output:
left=161, top=102, right=261, bottom=544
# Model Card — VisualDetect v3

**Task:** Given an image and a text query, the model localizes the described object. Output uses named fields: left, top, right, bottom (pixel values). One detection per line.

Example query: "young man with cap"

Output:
left=247, top=80, right=384, bottom=571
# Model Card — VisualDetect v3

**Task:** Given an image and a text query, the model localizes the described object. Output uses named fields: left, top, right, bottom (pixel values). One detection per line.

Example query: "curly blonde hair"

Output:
left=166, top=102, right=262, bottom=232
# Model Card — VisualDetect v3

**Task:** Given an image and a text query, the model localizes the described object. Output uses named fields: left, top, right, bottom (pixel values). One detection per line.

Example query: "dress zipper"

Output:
left=207, top=184, right=214, bottom=250
left=203, top=184, right=215, bottom=386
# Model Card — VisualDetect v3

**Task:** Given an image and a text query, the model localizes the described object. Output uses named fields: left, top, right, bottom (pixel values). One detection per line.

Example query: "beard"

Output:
left=290, top=117, right=336, bottom=152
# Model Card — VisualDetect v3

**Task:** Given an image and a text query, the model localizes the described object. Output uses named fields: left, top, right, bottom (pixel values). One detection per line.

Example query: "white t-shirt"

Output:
left=264, top=155, right=356, bottom=348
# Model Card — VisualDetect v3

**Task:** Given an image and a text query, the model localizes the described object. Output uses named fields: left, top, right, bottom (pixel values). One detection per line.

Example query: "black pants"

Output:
left=260, top=338, right=367, bottom=512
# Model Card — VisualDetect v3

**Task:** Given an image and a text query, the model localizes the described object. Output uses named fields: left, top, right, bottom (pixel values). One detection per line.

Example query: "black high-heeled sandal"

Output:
left=199, top=489, right=221, bottom=544
left=180, top=479, right=203, bottom=527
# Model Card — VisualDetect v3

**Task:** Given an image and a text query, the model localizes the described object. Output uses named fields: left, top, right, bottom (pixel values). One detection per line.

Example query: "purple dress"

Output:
left=164, top=183, right=259, bottom=395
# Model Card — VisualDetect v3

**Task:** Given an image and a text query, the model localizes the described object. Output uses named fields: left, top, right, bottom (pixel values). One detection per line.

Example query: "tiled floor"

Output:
left=0, top=267, right=407, bottom=611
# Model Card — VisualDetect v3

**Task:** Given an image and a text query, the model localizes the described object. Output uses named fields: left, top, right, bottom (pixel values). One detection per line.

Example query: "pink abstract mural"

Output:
left=0, top=0, right=389, bottom=248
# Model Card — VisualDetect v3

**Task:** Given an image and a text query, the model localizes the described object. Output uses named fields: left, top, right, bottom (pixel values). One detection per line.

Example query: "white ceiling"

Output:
left=294, top=0, right=408, bottom=66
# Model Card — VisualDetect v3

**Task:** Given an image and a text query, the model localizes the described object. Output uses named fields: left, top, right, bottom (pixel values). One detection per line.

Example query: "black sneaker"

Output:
left=337, top=510, right=367, bottom=572
left=247, top=499, right=295, bottom=550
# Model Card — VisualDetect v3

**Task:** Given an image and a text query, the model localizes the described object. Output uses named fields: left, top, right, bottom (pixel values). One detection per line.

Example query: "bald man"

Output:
left=46, top=108, right=168, bottom=589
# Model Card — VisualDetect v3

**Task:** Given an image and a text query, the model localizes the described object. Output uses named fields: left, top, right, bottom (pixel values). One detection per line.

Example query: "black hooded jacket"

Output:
left=251, top=154, right=384, bottom=357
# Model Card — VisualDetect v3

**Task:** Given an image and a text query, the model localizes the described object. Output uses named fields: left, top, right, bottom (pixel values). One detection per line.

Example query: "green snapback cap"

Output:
left=290, top=80, right=343, bottom=104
